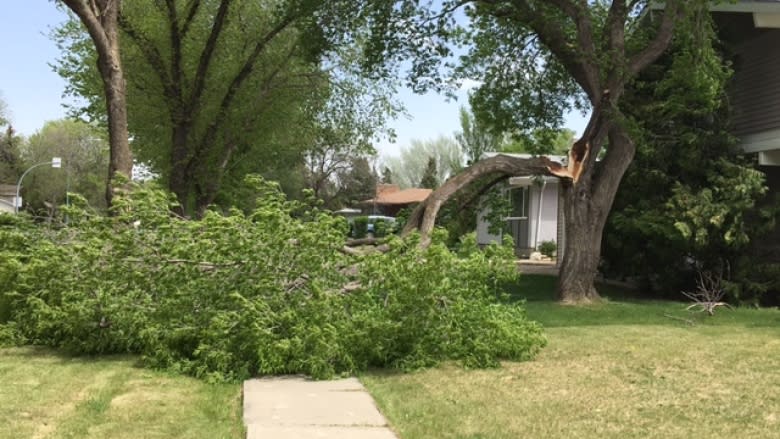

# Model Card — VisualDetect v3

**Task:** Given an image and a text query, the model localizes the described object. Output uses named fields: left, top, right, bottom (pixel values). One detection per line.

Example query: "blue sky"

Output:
left=0, top=1, right=587, bottom=160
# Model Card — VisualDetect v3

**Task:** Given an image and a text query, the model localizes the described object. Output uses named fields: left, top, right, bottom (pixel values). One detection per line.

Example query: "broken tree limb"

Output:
left=454, top=174, right=508, bottom=216
left=400, top=154, right=561, bottom=246
left=123, top=257, right=243, bottom=270
left=339, top=246, right=364, bottom=256
left=345, top=237, right=382, bottom=247
left=339, top=242, right=391, bottom=257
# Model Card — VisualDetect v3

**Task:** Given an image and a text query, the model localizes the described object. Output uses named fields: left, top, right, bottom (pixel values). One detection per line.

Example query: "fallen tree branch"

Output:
left=346, top=237, right=383, bottom=247
left=124, top=257, right=244, bottom=270
left=339, top=246, right=364, bottom=256
left=400, top=154, right=561, bottom=247
left=663, top=313, right=696, bottom=326
left=339, top=245, right=392, bottom=256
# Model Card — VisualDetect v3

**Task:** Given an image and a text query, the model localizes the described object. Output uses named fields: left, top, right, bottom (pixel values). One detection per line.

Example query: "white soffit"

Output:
left=652, top=1, right=780, bottom=14
left=754, top=12, right=780, bottom=27
left=509, top=176, right=534, bottom=187
left=739, top=128, right=780, bottom=153
left=759, top=150, right=780, bottom=166
left=708, top=2, right=780, bottom=14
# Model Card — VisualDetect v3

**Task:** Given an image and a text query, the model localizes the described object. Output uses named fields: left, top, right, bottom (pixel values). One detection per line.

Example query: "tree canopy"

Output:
left=384, top=136, right=462, bottom=189
left=0, top=95, right=22, bottom=185
left=361, top=0, right=714, bottom=302
left=54, top=0, right=399, bottom=215
left=455, top=106, right=502, bottom=166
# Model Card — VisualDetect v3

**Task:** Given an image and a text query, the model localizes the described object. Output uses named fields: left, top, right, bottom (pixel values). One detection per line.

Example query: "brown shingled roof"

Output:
left=363, top=187, right=432, bottom=205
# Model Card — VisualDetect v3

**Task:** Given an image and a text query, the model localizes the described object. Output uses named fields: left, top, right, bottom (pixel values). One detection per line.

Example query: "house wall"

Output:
left=758, top=165, right=780, bottom=261
left=0, top=199, right=14, bottom=214
left=476, top=181, right=560, bottom=253
left=713, top=10, right=780, bottom=153
left=731, top=28, right=780, bottom=142
left=528, top=182, right=559, bottom=247
left=476, top=190, right=504, bottom=246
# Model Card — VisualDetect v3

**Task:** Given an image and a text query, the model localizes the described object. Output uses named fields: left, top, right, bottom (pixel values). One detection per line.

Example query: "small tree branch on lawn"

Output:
left=682, top=263, right=734, bottom=316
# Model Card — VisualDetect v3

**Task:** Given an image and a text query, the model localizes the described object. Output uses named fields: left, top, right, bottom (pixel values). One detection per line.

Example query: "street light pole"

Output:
left=14, top=157, right=62, bottom=214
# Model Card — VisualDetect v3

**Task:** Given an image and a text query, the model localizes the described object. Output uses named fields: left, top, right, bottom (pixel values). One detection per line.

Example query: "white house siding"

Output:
left=476, top=180, right=560, bottom=254
left=476, top=193, right=504, bottom=246
left=528, top=182, right=559, bottom=248
left=0, top=199, right=14, bottom=214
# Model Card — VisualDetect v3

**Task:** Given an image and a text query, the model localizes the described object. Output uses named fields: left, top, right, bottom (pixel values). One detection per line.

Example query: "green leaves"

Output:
left=1, top=178, right=545, bottom=381
left=667, top=160, right=767, bottom=249
left=603, top=9, right=778, bottom=304
left=352, top=231, right=545, bottom=370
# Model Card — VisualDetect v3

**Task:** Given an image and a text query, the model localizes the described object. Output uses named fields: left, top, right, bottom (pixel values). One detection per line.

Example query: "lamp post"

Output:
left=14, top=157, right=62, bottom=214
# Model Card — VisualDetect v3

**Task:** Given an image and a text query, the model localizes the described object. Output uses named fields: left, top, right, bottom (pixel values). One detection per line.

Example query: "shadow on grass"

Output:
left=3, top=345, right=146, bottom=368
left=506, top=274, right=780, bottom=329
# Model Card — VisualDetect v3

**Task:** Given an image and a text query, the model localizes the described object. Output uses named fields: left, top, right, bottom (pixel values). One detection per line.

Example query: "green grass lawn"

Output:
left=0, top=347, right=243, bottom=439
left=362, top=275, right=780, bottom=439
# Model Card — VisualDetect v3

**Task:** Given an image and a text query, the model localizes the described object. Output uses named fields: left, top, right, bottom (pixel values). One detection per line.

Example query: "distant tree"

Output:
left=419, top=157, right=439, bottom=189
left=337, top=156, right=378, bottom=207
left=0, top=126, right=22, bottom=184
left=302, top=72, right=394, bottom=207
left=385, top=136, right=462, bottom=188
left=21, top=120, right=109, bottom=216
left=455, top=106, right=502, bottom=165
left=0, top=96, right=22, bottom=183
left=53, top=0, right=399, bottom=216
left=304, top=138, right=371, bottom=205
left=381, top=166, right=393, bottom=184
left=0, top=94, right=8, bottom=127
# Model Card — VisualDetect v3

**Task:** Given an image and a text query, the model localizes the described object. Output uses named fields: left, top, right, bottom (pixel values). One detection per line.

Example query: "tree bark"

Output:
left=100, top=48, right=132, bottom=205
left=557, top=181, right=603, bottom=303
left=61, top=0, right=133, bottom=207
left=557, top=122, right=636, bottom=302
left=169, top=123, right=193, bottom=213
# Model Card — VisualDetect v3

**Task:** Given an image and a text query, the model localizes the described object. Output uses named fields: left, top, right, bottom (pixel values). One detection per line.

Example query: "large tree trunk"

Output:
left=557, top=183, right=604, bottom=303
left=99, top=49, right=132, bottom=206
left=61, top=0, right=133, bottom=208
left=557, top=124, right=636, bottom=302
left=169, top=124, right=193, bottom=213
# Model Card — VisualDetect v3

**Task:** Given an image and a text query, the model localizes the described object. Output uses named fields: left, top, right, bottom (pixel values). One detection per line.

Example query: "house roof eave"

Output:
left=651, top=1, right=780, bottom=14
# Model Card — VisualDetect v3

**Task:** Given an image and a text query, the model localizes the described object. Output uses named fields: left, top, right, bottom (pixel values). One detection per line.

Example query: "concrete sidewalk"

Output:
left=243, top=377, right=397, bottom=439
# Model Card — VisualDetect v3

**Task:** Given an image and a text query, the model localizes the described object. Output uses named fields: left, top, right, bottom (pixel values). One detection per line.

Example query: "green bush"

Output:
left=352, top=216, right=369, bottom=239
left=0, top=178, right=546, bottom=381
left=0, top=214, right=42, bottom=324
left=538, top=240, right=557, bottom=258
left=352, top=231, right=545, bottom=370
left=373, top=218, right=389, bottom=238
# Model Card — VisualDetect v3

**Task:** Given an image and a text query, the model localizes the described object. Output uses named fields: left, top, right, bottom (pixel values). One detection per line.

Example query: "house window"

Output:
left=510, top=187, right=529, bottom=219
left=503, top=186, right=531, bottom=249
